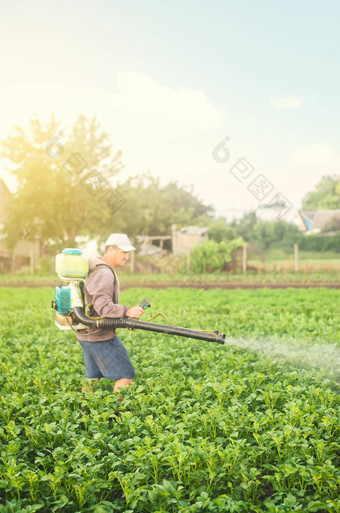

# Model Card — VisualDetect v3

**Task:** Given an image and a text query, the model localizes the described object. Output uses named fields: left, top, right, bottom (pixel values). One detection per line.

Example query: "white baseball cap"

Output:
left=105, top=233, right=136, bottom=251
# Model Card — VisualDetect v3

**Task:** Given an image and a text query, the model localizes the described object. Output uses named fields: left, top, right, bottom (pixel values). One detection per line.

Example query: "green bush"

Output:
left=190, top=238, right=244, bottom=273
left=38, top=255, right=55, bottom=273
left=299, top=233, right=340, bottom=252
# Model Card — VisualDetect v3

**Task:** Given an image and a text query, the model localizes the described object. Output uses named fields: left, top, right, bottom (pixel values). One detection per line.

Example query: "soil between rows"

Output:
left=2, top=281, right=340, bottom=289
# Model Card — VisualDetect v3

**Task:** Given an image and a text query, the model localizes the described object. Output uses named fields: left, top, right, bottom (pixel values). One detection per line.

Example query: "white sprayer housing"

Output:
left=55, top=248, right=89, bottom=279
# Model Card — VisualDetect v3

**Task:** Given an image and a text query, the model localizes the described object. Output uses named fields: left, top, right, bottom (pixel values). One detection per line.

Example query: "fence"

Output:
left=130, top=244, right=340, bottom=275
left=241, top=244, right=340, bottom=273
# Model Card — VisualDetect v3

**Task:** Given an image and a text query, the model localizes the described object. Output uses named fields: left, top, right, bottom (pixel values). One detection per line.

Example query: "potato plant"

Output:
left=0, top=287, right=339, bottom=512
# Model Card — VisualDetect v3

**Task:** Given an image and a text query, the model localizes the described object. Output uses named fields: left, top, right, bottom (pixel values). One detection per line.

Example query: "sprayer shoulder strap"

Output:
left=88, top=263, right=118, bottom=303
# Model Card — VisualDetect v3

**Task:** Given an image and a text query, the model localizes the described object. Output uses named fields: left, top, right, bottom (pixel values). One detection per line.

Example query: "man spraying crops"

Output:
left=77, top=233, right=144, bottom=397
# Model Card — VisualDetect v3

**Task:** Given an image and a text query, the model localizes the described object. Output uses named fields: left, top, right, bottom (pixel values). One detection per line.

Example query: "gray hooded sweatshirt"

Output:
left=77, top=256, right=128, bottom=342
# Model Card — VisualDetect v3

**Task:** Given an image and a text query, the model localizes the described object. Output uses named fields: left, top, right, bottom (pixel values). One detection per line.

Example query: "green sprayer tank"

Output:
left=55, top=248, right=89, bottom=279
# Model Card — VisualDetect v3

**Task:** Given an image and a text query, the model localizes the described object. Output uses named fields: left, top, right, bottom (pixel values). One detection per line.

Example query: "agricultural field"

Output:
left=0, top=286, right=339, bottom=512
left=3, top=268, right=340, bottom=287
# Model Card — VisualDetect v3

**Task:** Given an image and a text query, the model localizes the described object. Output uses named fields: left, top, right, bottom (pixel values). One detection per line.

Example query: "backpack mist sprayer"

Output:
left=51, top=248, right=225, bottom=344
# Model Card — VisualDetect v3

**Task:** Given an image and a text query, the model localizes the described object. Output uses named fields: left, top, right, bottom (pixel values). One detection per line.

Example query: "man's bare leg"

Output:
left=114, top=378, right=133, bottom=397
left=82, top=378, right=132, bottom=398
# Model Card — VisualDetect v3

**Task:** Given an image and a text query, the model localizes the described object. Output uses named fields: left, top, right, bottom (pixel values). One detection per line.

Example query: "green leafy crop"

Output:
left=0, top=287, right=339, bottom=512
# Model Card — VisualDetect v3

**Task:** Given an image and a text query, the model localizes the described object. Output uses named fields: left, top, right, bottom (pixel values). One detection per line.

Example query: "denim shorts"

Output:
left=78, top=336, right=135, bottom=380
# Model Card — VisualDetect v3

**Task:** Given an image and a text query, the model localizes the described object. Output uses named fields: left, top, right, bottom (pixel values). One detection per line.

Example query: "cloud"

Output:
left=269, top=95, right=302, bottom=110
left=0, top=71, right=226, bottom=141
left=0, top=71, right=227, bottom=200
left=96, top=71, right=226, bottom=139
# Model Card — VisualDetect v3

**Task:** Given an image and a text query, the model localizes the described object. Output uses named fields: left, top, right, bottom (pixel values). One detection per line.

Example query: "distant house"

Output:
left=0, top=178, right=40, bottom=272
left=254, top=206, right=340, bottom=235
left=133, top=225, right=209, bottom=257
left=299, top=210, right=340, bottom=234
left=172, top=225, right=209, bottom=254
left=136, top=235, right=167, bottom=256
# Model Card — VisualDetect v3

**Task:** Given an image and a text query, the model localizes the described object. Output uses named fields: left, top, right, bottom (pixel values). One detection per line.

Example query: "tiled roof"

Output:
left=300, top=209, right=340, bottom=231
left=179, top=226, right=209, bottom=235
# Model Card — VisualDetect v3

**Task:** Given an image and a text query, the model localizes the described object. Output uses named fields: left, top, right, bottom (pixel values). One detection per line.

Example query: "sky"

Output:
left=0, top=0, right=339, bottom=221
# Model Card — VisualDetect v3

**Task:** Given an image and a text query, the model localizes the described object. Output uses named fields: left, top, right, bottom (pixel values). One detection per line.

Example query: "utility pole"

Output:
left=294, top=244, right=299, bottom=272
left=243, top=244, right=247, bottom=273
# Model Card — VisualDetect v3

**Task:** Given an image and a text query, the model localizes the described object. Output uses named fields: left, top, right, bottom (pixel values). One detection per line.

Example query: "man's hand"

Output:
left=126, top=306, right=144, bottom=318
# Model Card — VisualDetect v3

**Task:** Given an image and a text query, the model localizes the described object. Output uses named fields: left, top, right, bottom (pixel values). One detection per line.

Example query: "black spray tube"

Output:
left=73, top=307, right=225, bottom=344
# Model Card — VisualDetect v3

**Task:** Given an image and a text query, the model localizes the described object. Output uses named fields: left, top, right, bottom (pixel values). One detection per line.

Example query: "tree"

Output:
left=1, top=116, right=213, bottom=255
left=116, top=174, right=213, bottom=241
left=1, top=114, right=123, bottom=252
left=207, top=217, right=238, bottom=243
left=230, top=211, right=257, bottom=242
left=251, top=220, right=300, bottom=250
left=302, top=175, right=340, bottom=210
